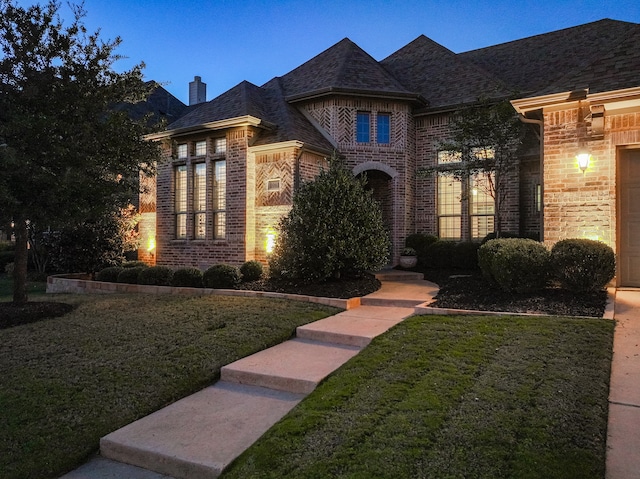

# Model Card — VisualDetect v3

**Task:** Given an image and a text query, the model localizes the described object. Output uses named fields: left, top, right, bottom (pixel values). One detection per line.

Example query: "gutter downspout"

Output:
left=518, top=114, right=544, bottom=242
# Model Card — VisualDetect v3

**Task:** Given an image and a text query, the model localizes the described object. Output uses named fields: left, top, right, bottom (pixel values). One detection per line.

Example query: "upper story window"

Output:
left=195, top=140, right=207, bottom=157
left=356, top=112, right=370, bottom=143
left=193, top=163, right=207, bottom=239
left=377, top=113, right=390, bottom=144
left=177, top=143, right=188, bottom=159
left=215, top=138, right=227, bottom=154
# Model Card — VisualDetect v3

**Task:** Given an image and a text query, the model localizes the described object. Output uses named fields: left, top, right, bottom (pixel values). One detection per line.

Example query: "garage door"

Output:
left=619, top=148, right=640, bottom=287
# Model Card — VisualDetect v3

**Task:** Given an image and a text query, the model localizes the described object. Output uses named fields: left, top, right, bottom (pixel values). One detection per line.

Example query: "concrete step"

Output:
left=360, top=297, right=427, bottom=308
left=100, top=382, right=304, bottom=479
left=296, top=306, right=414, bottom=347
left=221, top=338, right=360, bottom=394
left=374, top=269, right=424, bottom=281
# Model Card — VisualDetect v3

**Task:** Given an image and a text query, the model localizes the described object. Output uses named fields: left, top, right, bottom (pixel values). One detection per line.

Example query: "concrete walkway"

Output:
left=607, top=289, right=640, bottom=479
left=61, top=271, right=437, bottom=479
left=60, top=276, right=640, bottom=479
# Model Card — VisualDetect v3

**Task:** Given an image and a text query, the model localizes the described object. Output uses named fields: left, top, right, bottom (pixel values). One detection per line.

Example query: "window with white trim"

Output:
left=195, top=140, right=207, bottom=157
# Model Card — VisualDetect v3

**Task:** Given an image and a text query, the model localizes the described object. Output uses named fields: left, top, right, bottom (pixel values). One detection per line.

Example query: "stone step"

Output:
left=296, top=306, right=414, bottom=347
left=220, top=338, right=360, bottom=394
left=100, top=382, right=304, bottom=479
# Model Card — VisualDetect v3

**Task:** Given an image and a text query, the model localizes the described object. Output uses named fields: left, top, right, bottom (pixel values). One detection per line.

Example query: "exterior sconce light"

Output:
left=265, top=232, right=276, bottom=254
left=147, top=237, right=156, bottom=256
left=576, top=152, right=591, bottom=174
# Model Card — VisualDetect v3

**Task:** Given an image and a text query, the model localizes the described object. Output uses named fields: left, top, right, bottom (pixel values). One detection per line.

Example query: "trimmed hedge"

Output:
left=479, top=238, right=550, bottom=293
left=96, top=266, right=124, bottom=283
left=551, top=239, right=615, bottom=292
left=138, top=266, right=174, bottom=286
left=425, top=241, right=456, bottom=269
left=122, top=261, right=148, bottom=269
left=171, top=267, right=204, bottom=288
left=203, top=264, right=241, bottom=289
left=453, top=242, right=480, bottom=270
left=405, top=233, right=438, bottom=267
left=240, top=260, right=263, bottom=282
left=116, top=266, right=147, bottom=284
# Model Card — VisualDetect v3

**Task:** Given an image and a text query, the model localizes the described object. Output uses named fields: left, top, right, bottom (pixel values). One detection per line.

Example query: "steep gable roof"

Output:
left=381, top=35, right=510, bottom=109
left=167, top=80, right=270, bottom=130
left=460, top=19, right=640, bottom=97
left=278, top=38, right=423, bottom=103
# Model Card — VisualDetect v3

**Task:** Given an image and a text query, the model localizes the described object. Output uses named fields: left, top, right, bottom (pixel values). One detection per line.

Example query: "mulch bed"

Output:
left=238, top=273, right=382, bottom=299
left=425, top=271, right=608, bottom=317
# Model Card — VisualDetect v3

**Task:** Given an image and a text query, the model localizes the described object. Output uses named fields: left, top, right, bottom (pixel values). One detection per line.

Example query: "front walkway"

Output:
left=61, top=271, right=437, bottom=479
left=607, top=289, right=640, bottom=479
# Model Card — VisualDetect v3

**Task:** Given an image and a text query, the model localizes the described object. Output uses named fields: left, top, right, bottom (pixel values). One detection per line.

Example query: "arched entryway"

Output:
left=354, top=162, right=397, bottom=263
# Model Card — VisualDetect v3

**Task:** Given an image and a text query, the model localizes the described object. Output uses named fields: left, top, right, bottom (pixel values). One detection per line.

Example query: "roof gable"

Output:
left=167, top=80, right=270, bottom=130
left=381, top=35, right=510, bottom=109
left=277, top=38, right=419, bottom=101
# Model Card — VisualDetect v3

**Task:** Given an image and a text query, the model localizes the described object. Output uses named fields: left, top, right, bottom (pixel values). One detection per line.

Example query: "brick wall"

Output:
left=543, top=105, right=640, bottom=251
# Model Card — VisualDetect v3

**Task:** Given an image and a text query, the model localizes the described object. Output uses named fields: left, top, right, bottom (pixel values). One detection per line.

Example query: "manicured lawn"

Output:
left=0, top=293, right=338, bottom=479
left=222, top=315, right=614, bottom=479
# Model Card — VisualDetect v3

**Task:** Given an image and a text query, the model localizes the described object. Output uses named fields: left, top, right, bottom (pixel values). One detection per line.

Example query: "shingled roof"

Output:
left=381, top=35, right=510, bottom=109
left=277, top=37, right=423, bottom=103
left=460, top=19, right=640, bottom=98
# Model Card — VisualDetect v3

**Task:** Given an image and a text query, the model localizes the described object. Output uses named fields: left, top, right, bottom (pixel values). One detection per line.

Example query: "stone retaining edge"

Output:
left=46, top=274, right=360, bottom=310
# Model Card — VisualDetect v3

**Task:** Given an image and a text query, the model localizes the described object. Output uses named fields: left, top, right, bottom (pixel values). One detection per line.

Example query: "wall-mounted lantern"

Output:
left=576, top=152, right=591, bottom=174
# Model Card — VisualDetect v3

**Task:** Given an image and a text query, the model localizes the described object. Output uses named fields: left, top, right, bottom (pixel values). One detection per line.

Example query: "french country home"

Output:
left=139, top=19, right=640, bottom=286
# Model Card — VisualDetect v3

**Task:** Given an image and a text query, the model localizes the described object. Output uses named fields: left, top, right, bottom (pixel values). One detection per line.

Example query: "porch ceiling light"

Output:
left=576, top=152, right=591, bottom=173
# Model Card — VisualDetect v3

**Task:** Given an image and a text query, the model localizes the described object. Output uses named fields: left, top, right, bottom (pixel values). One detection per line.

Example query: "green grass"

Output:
left=0, top=293, right=338, bottom=479
left=222, top=315, right=614, bottom=479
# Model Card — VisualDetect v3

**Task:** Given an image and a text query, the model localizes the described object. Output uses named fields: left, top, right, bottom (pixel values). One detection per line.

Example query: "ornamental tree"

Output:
left=419, top=99, right=525, bottom=238
left=269, top=155, right=390, bottom=282
left=0, top=0, right=161, bottom=302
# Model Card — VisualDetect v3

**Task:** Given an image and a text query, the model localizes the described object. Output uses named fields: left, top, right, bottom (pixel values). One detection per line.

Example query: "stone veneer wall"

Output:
left=543, top=105, right=640, bottom=250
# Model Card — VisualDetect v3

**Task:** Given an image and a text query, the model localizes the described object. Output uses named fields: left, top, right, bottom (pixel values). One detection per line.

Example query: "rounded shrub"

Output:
left=453, top=242, right=480, bottom=270
left=171, top=267, right=204, bottom=288
left=240, top=260, right=263, bottom=282
left=478, top=239, right=503, bottom=279
left=116, top=266, right=147, bottom=284
left=96, top=266, right=124, bottom=283
left=122, top=261, right=148, bottom=269
left=480, top=231, right=521, bottom=245
left=138, top=266, right=174, bottom=286
left=425, top=240, right=456, bottom=269
left=203, top=264, right=241, bottom=289
left=551, top=239, right=615, bottom=292
left=483, top=238, right=550, bottom=293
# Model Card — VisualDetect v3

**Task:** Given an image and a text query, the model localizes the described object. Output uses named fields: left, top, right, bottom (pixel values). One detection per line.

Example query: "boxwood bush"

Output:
left=453, top=242, right=480, bottom=269
left=96, top=266, right=124, bottom=283
left=116, top=266, right=147, bottom=284
left=203, top=264, right=241, bottom=289
left=240, top=260, right=263, bottom=282
left=171, top=267, right=204, bottom=288
left=425, top=240, right=456, bottom=269
left=551, top=239, right=615, bottom=292
left=138, top=266, right=174, bottom=286
left=405, top=233, right=438, bottom=267
left=122, top=261, right=148, bottom=269
left=480, top=238, right=551, bottom=293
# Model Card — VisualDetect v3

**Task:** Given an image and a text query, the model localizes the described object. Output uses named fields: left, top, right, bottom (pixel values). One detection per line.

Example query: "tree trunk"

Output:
left=13, top=218, right=29, bottom=304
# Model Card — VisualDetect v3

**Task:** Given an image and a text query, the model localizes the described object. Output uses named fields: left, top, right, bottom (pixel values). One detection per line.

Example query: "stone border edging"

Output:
left=46, top=274, right=361, bottom=310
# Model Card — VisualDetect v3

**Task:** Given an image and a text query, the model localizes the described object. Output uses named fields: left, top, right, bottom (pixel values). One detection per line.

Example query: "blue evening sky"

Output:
left=24, top=0, right=640, bottom=104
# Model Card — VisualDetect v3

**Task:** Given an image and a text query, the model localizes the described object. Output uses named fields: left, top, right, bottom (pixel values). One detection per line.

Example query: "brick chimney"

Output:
left=189, top=76, right=206, bottom=105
